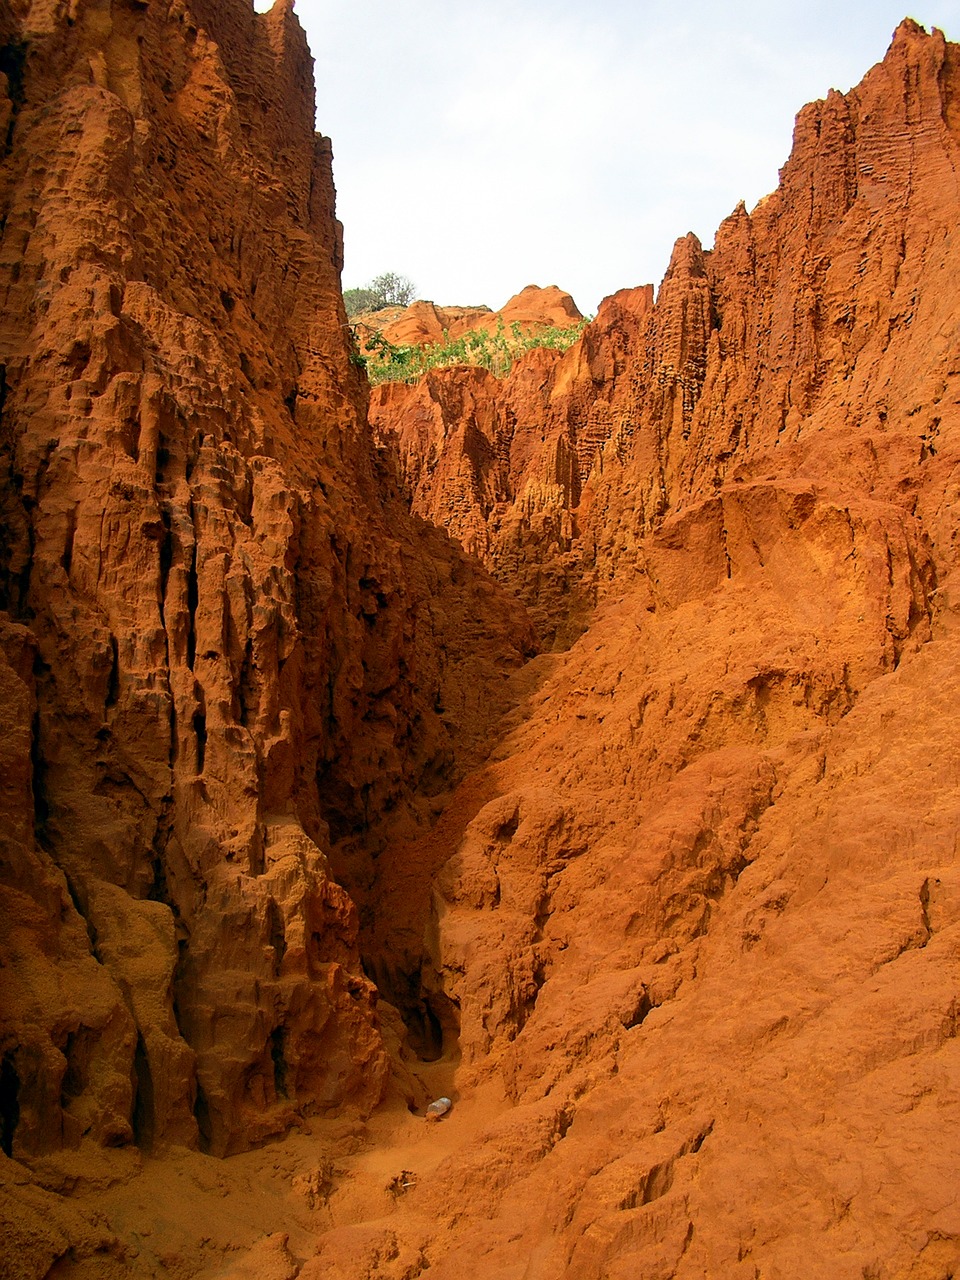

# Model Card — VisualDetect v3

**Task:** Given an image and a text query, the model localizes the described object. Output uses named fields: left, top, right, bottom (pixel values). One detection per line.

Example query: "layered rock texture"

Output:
left=0, top=0, right=532, bottom=1191
left=348, top=17, right=960, bottom=1278
left=1, top=6, right=959, bottom=1280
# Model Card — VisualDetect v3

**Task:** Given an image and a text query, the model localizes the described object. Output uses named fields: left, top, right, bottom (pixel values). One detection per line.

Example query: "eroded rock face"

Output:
left=350, top=18, right=960, bottom=1277
left=353, top=301, right=493, bottom=350
left=370, top=285, right=655, bottom=643
left=374, top=21, right=960, bottom=653
left=0, top=0, right=532, bottom=1165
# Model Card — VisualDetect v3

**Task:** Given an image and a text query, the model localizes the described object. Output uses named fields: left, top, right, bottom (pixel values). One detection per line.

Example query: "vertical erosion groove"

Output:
left=270, top=1026, right=287, bottom=1099
left=29, top=684, right=48, bottom=832
left=105, top=634, right=120, bottom=709
left=192, top=708, right=206, bottom=774
left=0, top=1053, right=20, bottom=1156
left=132, top=1034, right=154, bottom=1150
left=186, top=540, right=198, bottom=671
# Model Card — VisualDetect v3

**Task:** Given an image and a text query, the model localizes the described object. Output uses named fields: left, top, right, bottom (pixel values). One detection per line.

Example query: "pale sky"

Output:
left=255, top=2, right=960, bottom=314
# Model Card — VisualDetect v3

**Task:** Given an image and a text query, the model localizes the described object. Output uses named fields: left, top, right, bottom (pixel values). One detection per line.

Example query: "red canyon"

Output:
left=0, top=5, right=958, bottom=1278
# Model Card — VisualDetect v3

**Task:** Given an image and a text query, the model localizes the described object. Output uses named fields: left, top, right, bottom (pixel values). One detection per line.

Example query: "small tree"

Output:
left=343, top=274, right=416, bottom=318
left=368, top=272, right=416, bottom=310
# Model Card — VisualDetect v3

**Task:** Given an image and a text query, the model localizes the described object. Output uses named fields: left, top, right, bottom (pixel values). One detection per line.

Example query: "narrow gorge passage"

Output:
left=32, top=661, right=552, bottom=1279
left=329, top=653, right=566, bottom=1095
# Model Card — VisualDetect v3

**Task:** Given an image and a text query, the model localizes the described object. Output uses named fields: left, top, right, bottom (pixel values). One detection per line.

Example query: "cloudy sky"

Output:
left=257, top=2, right=960, bottom=314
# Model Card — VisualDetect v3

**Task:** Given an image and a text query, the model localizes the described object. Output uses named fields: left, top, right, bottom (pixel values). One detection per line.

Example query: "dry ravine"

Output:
left=0, top=5, right=958, bottom=1279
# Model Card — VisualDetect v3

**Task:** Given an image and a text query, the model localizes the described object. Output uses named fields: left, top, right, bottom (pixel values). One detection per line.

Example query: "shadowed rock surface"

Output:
left=0, top=0, right=532, bottom=1181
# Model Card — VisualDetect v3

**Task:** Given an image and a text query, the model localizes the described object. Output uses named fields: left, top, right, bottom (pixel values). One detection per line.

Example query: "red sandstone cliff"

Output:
left=371, top=285, right=650, bottom=641
left=353, top=18, right=960, bottom=1278
left=0, top=0, right=531, bottom=1189
left=373, top=22, right=960, bottom=652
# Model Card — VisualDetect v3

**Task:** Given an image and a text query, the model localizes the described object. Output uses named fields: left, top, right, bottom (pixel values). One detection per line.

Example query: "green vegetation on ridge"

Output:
left=354, top=317, right=590, bottom=385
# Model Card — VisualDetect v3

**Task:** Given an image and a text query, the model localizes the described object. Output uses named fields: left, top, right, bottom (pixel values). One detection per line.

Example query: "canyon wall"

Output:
left=373, top=22, right=960, bottom=652
left=0, top=0, right=532, bottom=1179
left=351, top=19, right=960, bottom=1279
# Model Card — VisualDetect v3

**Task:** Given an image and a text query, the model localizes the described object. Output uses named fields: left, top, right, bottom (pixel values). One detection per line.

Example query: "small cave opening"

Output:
left=60, top=1027, right=95, bottom=1104
left=0, top=1052, right=20, bottom=1156
left=364, top=955, right=460, bottom=1064
left=193, top=1082, right=212, bottom=1154
left=407, top=999, right=445, bottom=1062
left=270, top=1026, right=288, bottom=1099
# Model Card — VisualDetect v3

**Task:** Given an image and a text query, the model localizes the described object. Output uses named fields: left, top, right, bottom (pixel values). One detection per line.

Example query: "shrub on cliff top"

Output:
left=356, top=317, right=590, bottom=385
left=343, top=286, right=377, bottom=317
left=344, top=271, right=416, bottom=318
